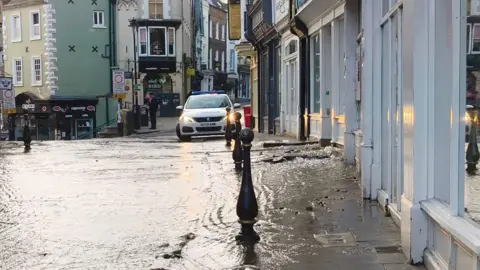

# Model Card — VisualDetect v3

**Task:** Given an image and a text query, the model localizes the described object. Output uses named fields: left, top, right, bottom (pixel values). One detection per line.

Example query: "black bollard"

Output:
left=23, top=110, right=31, bottom=150
left=467, top=106, right=479, bottom=174
left=235, top=128, right=260, bottom=243
left=232, top=112, right=243, bottom=171
left=225, top=107, right=232, bottom=147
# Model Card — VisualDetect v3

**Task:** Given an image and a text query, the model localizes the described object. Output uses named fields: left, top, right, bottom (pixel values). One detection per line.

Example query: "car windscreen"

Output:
left=185, top=95, right=231, bottom=109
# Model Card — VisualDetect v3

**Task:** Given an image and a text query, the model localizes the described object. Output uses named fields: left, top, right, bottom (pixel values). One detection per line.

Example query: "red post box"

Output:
left=243, top=105, right=251, bottom=128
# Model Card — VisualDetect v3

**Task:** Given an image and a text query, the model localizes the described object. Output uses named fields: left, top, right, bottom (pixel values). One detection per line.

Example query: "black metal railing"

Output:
left=75, top=118, right=117, bottom=140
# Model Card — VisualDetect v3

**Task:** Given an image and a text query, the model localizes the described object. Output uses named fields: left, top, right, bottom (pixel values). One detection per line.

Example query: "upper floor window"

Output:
left=149, top=27, right=166, bottom=56
left=149, top=0, right=164, bottom=19
left=93, top=11, right=105, bottom=28
left=230, top=49, right=235, bottom=71
left=31, top=56, right=42, bottom=86
left=13, top=57, right=23, bottom=86
left=138, top=26, right=175, bottom=57
left=139, top=28, right=147, bottom=55
left=221, top=51, right=224, bottom=71
left=473, top=24, right=480, bottom=53
left=216, top=22, right=219, bottom=39
left=285, top=40, right=297, bottom=55
left=168, top=28, right=175, bottom=56
left=209, top=19, right=212, bottom=38
left=221, top=24, right=225, bottom=41
left=30, top=11, right=41, bottom=40
left=11, top=15, right=21, bottom=42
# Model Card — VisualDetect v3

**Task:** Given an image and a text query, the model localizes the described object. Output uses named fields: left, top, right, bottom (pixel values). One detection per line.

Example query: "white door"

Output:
left=285, top=60, right=297, bottom=134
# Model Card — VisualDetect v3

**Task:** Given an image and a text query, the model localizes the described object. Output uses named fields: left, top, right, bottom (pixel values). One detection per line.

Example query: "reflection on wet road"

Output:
left=0, top=136, right=387, bottom=269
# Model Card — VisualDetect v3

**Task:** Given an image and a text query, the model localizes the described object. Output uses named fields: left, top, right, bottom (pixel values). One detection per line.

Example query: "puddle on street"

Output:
left=0, top=139, right=386, bottom=269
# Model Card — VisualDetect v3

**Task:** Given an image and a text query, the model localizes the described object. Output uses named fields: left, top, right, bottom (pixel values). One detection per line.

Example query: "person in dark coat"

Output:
left=147, top=92, right=158, bottom=129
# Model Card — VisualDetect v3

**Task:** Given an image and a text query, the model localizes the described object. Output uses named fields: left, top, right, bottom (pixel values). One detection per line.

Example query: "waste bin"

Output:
left=140, top=105, right=149, bottom=126
left=243, top=105, right=251, bottom=128
left=126, top=110, right=134, bottom=135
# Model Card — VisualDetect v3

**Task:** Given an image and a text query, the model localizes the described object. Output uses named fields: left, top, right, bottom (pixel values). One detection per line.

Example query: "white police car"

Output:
left=175, top=90, right=241, bottom=141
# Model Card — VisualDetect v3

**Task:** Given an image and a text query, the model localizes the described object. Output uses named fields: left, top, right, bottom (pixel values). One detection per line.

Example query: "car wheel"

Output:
left=176, top=124, right=191, bottom=142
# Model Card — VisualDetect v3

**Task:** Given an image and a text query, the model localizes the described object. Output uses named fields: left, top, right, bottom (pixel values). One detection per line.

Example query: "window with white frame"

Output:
left=30, top=11, right=40, bottom=40
left=230, top=49, right=235, bottom=71
left=221, top=51, right=224, bottom=71
left=209, top=19, right=212, bottom=38
left=149, top=27, right=167, bottom=56
left=149, top=0, right=164, bottom=19
left=168, top=28, right=175, bottom=56
left=221, top=24, right=225, bottom=41
left=209, top=48, right=212, bottom=69
left=473, top=24, right=480, bottom=53
left=216, top=22, right=219, bottom=39
left=310, top=33, right=321, bottom=113
left=11, top=15, right=21, bottom=42
left=13, top=58, right=23, bottom=86
left=139, top=27, right=147, bottom=55
left=31, top=56, right=42, bottom=85
left=93, top=11, right=105, bottom=28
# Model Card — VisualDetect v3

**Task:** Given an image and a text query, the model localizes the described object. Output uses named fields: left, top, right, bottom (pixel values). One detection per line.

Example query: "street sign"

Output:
left=0, top=77, right=13, bottom=91
left=113, top=93, right=126, bottom=99
left=134, top=84, right=141, bottom=91
left=112, top=71, right=126, bottom=94
left=2, top=89, right=15, bottom=112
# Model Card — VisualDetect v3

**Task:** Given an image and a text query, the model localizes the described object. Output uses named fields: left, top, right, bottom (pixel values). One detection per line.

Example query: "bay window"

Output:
left=168, top=27, right=175, bottom=56
left=138, top=26, right=176, bottom=57
left=472, top=24, right=480, bottom=53
left=139, top=27, right=147, bottom=56
left=149, top=27, right=166, bottom=56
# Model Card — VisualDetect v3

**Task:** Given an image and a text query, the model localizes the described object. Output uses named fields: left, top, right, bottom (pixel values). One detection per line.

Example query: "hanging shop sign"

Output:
left=228, top=0, right=241, bottom=40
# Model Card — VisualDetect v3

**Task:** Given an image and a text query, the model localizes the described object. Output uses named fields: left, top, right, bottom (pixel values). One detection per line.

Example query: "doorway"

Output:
left=285, top=59, right=298, bottom=135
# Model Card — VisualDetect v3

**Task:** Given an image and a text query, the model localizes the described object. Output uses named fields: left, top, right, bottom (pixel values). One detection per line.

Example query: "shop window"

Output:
left=472, top=24, right=480, bottom=53
left=139, top=27, right=147, bottom=56
left=149, top=27, right=166, bottom=56
left=168, top=27, right=175, bottom=56
left=149, top=0, right=164, bottom=19
left=311, top=33, right=321, bottom=113
left=276, top=46, right=281, bottom=117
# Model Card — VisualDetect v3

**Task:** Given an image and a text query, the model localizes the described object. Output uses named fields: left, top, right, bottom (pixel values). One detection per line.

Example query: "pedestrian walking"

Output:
left=147, top=92, right=158, bottom=129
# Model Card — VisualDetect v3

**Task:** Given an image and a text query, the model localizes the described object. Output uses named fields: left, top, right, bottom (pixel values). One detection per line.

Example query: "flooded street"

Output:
left=0, top=134, right=409, bottom=270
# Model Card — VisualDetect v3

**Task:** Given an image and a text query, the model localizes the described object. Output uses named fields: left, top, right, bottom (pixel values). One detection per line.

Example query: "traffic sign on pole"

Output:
left=112, top=71, right=126, bottom=95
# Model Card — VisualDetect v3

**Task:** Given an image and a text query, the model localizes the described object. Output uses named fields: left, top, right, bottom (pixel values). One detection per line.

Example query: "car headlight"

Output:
left=465, top=112, right=472, bottom=124
left=223, top=113, right=236, bottom=122
left=180, top=115, right=194, bottom=123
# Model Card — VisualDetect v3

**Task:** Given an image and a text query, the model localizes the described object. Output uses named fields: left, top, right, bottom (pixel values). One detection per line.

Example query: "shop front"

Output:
left=9, top=93, right=56, bottom=141
left=51, top=101, right=97, bottom=140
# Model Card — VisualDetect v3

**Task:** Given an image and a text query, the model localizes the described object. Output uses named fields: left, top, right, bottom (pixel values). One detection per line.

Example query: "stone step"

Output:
left=104, top=126, right=118, bottom=133
left=98, top=132, right=118, bottom=138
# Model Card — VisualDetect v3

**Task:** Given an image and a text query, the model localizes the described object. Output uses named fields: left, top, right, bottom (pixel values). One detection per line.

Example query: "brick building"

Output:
left=204, top=0, right=227, bottom=90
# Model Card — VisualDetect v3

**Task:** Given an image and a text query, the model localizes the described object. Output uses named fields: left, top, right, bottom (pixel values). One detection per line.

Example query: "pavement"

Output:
left=133, top=117, right=179, bottom=135
left=0, top=122, right=426, bottom=269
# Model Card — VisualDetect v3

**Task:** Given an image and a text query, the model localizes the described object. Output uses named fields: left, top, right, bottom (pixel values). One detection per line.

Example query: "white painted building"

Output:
left=294, top=0, right=480, bottom=268
left=274, top=0, right=300, bottom=138
left=116, top=0, right=193, bottom=104
left=199, top=0, right=211, bottom=91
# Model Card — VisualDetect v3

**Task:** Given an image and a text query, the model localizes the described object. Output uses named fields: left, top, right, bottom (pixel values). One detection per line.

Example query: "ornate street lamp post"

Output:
left=23, top=109, right=31, bottom=150
left=466, top=105, right=479, bottom=174
left=232, top=112, right=243, bottom=170
left=235, top=128, right=260, bottom=243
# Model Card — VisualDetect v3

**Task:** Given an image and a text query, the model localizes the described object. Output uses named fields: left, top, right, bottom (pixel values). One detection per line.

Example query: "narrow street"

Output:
left=0, top=129, right=420, bottom=270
